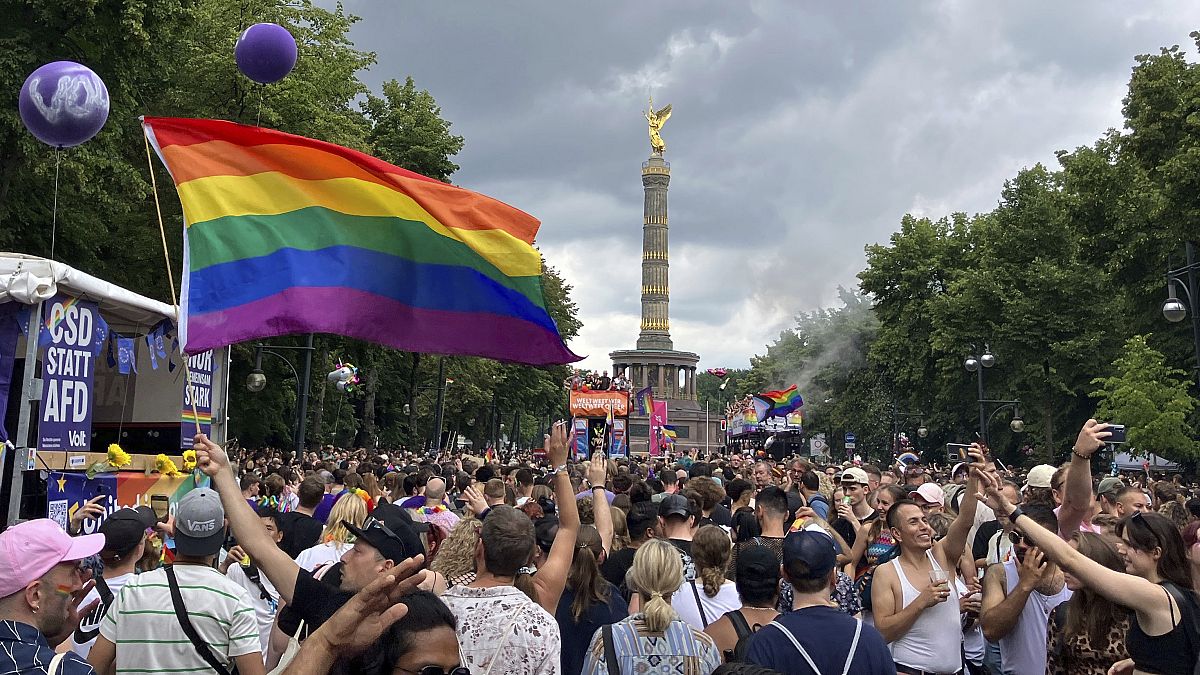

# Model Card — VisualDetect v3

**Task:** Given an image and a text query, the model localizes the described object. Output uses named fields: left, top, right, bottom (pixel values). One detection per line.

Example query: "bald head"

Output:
left=425, top=476, right=447, bottom=502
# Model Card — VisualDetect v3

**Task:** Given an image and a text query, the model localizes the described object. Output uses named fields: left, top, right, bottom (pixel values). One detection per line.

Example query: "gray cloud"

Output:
left=322, top=0, right=1200, bottom=373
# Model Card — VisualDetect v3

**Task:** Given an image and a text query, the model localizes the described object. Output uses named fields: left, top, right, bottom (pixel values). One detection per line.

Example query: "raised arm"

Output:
left=1058, top=420, right=1107, bottom=538
left=194, top=433, right=300, bottom=603
left=975, top=468, right=1176, bottom=626
left=533, top=422, right=579, bottom=613
left=588, top=453, right=614, bottom=555
left=938, top=450, right=984, bottom=567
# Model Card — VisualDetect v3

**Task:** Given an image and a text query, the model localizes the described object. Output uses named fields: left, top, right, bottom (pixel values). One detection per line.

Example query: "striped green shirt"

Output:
left=100, top=565, right=260, bottom=673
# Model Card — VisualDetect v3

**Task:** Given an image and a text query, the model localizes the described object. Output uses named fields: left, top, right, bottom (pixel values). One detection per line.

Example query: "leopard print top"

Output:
left=1045, top=604, right=1131, bottom=675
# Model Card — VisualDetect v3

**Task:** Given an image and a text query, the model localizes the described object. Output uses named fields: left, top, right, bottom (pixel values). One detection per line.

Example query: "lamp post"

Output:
left=245, top=334, right=315, bottom=455
left=985, top=400, right=1024, bottom=435
left=964, top=345, right=996, bottom=442
left=1163, top=241, right=1200, bottom=390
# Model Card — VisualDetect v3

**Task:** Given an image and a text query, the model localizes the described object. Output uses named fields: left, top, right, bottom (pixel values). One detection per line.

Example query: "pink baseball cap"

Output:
left=0, top=519, right=104, bottom=597
left=910, top=483, right=945, bottom=506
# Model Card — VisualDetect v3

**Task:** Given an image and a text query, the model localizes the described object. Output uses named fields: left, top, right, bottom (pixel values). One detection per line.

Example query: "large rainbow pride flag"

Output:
left=142, top=117, right=581, bottom=366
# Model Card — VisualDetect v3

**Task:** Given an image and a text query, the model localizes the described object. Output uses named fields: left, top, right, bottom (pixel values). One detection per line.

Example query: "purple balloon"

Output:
left=19, top=61, right=110, bottom=148
left=235, top=23, right=298, bottom=85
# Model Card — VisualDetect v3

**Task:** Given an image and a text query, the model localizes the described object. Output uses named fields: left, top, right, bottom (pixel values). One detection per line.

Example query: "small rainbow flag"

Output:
left=142, top=117, right=580, bottom=366
left=662, top=425, right=678, bottom=440
left=761, top=385, right=803, bottom=415
left=634, top=386, right=654, bottom=416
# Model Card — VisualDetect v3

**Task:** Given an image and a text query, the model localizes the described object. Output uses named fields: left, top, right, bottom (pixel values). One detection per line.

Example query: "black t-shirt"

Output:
left=973, top=519, right=1003, bottom=562
left=832, top=509, right=878, bottom=549
left=278, top=512, right=324, bottom=559
left=277, top=563, right=350, bottom=636
left=709, top=503, right=733, bottom=528
left=601, top=546, right=637, bottom=591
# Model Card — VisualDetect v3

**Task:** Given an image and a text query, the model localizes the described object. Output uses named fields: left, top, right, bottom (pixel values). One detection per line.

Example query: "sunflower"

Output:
left=181, top=449, right=197, bottom=471
left=107, top=444, right=132, bottom=468
left=155, top=454, right=183, bottom=478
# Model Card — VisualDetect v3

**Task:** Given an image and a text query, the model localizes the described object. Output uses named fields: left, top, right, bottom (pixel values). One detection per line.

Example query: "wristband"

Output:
left=1071, top=448, right=1093, bottom=461
left=1007, top=506, right=1024, bottom=525
left=550, top=463, right=568, bottom=476
left=592, top=485, right=605, bottom=492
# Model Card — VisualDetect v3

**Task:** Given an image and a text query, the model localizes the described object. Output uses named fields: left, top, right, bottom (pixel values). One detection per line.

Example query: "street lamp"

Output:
left=985, top=400, right=1024, bottom=438
left=244, top=335, right=315, bottom=455
left=964, top=345, right=996, bottom=441
left=1162, top=241, right=1200, bottom=389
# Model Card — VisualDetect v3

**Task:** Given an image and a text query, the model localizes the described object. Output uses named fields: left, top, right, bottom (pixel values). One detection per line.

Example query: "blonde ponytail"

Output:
left=628, top=539, right=683, bottom=633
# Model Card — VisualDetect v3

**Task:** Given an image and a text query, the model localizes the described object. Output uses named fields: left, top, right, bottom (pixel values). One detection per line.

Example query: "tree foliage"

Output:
left=1092, top=335, right=1200, bottom=459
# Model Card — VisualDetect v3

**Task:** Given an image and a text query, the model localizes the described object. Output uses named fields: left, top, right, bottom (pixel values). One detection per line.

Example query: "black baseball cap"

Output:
left=343, top=502, right=423, bottom=563
left=658, top=494, right=693, bottom=519
left=100, top=507, right=156, bottom=557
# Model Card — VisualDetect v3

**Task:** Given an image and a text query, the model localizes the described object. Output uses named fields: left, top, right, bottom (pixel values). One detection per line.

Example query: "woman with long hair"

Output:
left=360, top=472, right=382, bottom=504
left=845, top=484, right=906, bottom=614
left=1045, top=532, right=1131, bottom=675
left=556, top=525, right=628, bottom=675
left=611, top=507, right=631, bottom=552
left=581, top=539, right=722, bottom=674
left=976, top=444, right=1199, bottom=675
left=294, top=492, right=367, bottom=571
left=673, top=525, right=741, bottom=630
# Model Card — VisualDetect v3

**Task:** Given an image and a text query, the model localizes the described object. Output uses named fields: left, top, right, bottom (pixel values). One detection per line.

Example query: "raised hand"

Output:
left=546, top=420, right=569, bottom=468
left=462, top=484, right=488, bottom=517
left=587, top=452, right=607, bottom=488
left=1073, top=419, right=1112, bottom=458
left=307, top=559, right=426, bottom=658
left=70, top=495, right=106, bottom=533
left=193, top=433, right=229, bottom=477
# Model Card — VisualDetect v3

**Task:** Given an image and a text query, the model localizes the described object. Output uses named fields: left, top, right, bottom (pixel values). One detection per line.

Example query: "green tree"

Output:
left=1091, top=335, right=1200, bottom=461
left=363, top=77, right=464, bottom=182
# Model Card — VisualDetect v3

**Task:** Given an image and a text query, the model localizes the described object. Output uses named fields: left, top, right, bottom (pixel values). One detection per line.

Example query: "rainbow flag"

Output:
left=634, top=386, right=654, bottom=416
left=142, top=117, right=581, bottom=366
left=759, top=385, right=803, bottom=418
left=662, top=425, right=678, bottom=441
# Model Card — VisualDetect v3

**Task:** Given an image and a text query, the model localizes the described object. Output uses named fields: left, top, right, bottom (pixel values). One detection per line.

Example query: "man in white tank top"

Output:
left=872, top=450, right=985, bottom=675
left=979, top=504, right=1071, bottom=675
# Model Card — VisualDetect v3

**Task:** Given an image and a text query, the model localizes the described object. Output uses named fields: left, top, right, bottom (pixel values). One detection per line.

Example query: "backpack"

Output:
left=723, top=609, right=759, bottom=663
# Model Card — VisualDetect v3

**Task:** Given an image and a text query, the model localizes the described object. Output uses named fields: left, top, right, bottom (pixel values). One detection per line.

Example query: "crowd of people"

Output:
left=3, top=417, right=1200, bottom=674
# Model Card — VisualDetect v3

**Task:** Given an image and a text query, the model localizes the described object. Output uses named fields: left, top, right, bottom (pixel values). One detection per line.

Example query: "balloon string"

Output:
left=50, top=149, right=60, bottom=260
left=142, top=128, right=202, bottom=435
left=256, top=85, right=263, bottom=127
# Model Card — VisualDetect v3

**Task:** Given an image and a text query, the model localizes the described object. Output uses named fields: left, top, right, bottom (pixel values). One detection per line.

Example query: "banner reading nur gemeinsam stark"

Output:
left=39, top=296, right=105, bottom=452
left=181, top=350, right=215, bottom=448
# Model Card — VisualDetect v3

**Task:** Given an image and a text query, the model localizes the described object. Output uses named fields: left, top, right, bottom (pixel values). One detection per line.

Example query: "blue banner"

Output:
left=181, top=350, right=215, bottom=448
left=39, top=296, right=101, bottom=451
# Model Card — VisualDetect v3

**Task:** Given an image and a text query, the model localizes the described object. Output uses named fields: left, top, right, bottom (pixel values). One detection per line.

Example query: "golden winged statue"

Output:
left=644, top=97, right=672, bottom=155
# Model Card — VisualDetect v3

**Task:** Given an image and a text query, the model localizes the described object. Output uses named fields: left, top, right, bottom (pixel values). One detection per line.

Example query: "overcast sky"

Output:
left=323, top=1, right=1200, bottom=372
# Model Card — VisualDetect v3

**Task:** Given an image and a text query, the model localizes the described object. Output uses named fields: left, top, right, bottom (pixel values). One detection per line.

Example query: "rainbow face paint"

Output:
left=54, top=584, right=74, bottom=596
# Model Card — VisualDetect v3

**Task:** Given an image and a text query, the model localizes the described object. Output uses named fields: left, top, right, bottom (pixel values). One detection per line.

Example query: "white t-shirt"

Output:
left=100, top=565, right=261, bottom=671
left=671, top=580, right=741, bottom=631
left=294, top=541, right=350, bottom=570
left=69, top=572, right=134, bottom=658
left=226, top=563, right=281, bottom=660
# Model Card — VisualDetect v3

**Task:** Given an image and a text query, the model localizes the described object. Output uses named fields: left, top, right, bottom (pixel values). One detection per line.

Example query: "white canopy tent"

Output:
left=1, top=253, right=228, bottom=525
left=1113, top=450, right=1182, bottom=473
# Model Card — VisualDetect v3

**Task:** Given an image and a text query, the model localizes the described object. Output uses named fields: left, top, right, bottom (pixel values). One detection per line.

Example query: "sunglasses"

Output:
left=396, top=668, right=470, bottom=675
left=1007, top=531, right=1030, bottom=547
